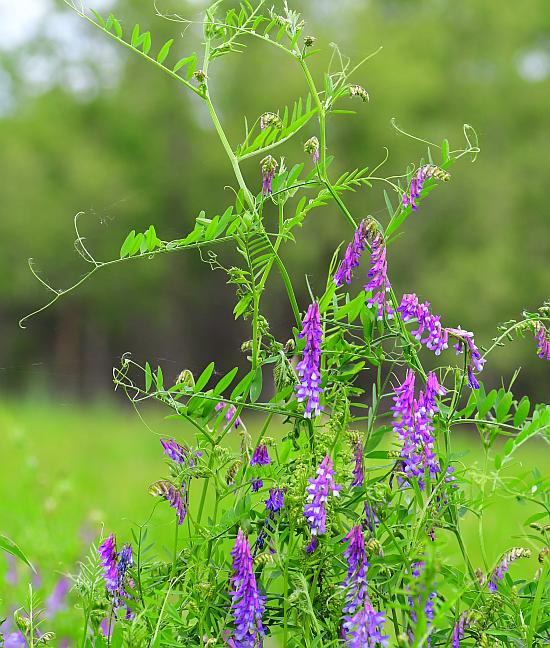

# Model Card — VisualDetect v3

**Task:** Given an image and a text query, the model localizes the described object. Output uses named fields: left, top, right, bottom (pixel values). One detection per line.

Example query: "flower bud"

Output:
left=260, top=112, right=283, bottom=130
left=304, top=136, right=320, bottom=164
left=175, top=369, right=195, bottom=389
left=304, top=35, right=316, bottom=47
left=350, top=84, right=369, bottom=102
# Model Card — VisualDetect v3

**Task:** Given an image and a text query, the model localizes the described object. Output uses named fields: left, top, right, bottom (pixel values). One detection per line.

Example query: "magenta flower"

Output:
left=351, top=439, right=364, bottom=487
left=488, top=547, right=531, bottom=593
left=98, top=534, right=119, bottom=594
left=408, top=561, right=436, bottom=647
left=265, top=488, right=285, bottom=514
left=402, top=164, right=450, bottom=210
left=215, top=402, right=242, bottom=428
left=160, top=438, right=202, bottom=466
left=452, top=611, right=473, bottom=648
left=229, top=529, right=266, bottom=648
left=334, top=219, right=369, bottom=287
left=304, top=455, right=341, bottom=545
left=295, top=301, right=323, bottom=418
left=46, top=576, right=71, bottom=617
left=260, top=155, right=278, bottom=196
left=535, top=323, right=550, bottom=360
left=364, top=234, right=393, bottom=321
left=398, top=293, right=449, bottom=355
left=447, top=326, right=485, bottom=388
left=342, top=526, right=389, bottom=647
left=250, top=444, right=271, bottom=466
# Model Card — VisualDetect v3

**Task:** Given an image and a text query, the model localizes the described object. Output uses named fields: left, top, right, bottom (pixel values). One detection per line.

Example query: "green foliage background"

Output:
left=1, top=0, right=549, bottom=400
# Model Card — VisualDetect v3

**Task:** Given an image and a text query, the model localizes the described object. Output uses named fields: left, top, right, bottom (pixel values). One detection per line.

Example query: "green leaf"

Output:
left=131, top=24, right=141, bottom=47
left=156, top=366, right=164, bottom=390
left=213, top=367, right=239, bottom=396
left=441, top=138, right=450, bottom=162
left=173, top=55, right=195, bottom=73
left=157, top=39, right=174, bottom=64
left=128, top=232, right=144, bottom=256
left=250, top=366, right=263, bottom=402
left=0, top=535, right=34, bottom=572
left=120, top=230, right=136, bottom=258
left=477, top=389, right=497, bottom=419
left=514, top=396, right=530, bottom=427
left=144, top=362, right=153, bottom=392
left=145, top=225, right=159, bottom=251
left=194, top=362, right=215, bottom=393
left=90, top=9, right=105, bottom=27
left=496, top=392, right=513, bottom=422
left=141, top=31, right=152, bottom=55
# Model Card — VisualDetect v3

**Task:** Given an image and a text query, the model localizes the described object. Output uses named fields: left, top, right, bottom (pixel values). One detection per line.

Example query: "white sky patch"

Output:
left=0, top=0, right=51, bottom=49
left=517, top=49, right=550, bottom=83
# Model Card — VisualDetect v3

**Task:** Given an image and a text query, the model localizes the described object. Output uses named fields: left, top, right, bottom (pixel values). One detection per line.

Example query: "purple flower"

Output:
left=98, top=534, right=119, bottom=594
left=342, top=526, right=388, bottom=647
left=250, top=444, right=271, bottom=466
left=452, top=611, right=473, bottom=648
left=304, top=455, right=341, bottom=544
left=342, top=526, right=368, bottom=614
left=343, top=606, right=389, bottom=648
left=46, top=576, right=71, bottom=617
left=447, top=326, right=485, bottom=388
left=151, top=480, right=188, bottom=524
left=402, top=164, right=450, bottom=211
left=392, top=371, right=445, bottom=489
left=488, top=547, right=531, bottom=593
left=3, top=632, right=26, bottom=648
left=117, top=544, right=133, bottom=584
left=364, top=233, right=393, bottom=321
left=306, top=537, right=318, bottom=554
left=351, top=440, right=364, bottom=487
left=304, top=136, right=320, bottom=164
left=535, top=323, right=550, bottom=360
left=408, top=562, right=436, bottom=647
left=334, top=219, right=369, bottom=287
left=364, top=502, right=380, bottom=535
left=398, top=294, right=449, bottom=355
left=260, top=155, right=278, bottom=196
left=215, top=402, right=242, bottom=429
left=160, top=438, right=202, bottom=466
left=229, top=529, right=266, bottom=648
left=265, top=488, right=285, bottom=514
left=251, top=479, right=263, bottom=492
left=295, top=301, right=323, bottom=418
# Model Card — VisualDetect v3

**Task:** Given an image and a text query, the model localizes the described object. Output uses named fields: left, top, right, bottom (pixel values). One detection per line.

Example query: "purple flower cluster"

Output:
left=398, top=294, right=449, bottom=355
left=364, top=234, right=394, bottom=321
left=215, top=402, right=242, bottom=429
left=229, top=529, right=266, bottom=648
left=295, top=301, right=323, bottom=418
left=398, top=294, right=485, bottom=389
left=265, top=488, right=285, bottom=514
left=446, top=326, right=486, bottom=388
left=451, top=611, right=474, bottom=648
left=151, top=480, right=188, bottom=524
left=304, top=455, right=341, bottom=545
left=488, top=547, right=531, bottom=593
left=535, top=323, right=550, bottom=360
left=160, top=438, right=202, bottom=466
left=260, top=155, right=278, bottom=196
left=408, top=562, right=436, bottom=647
left=342, top=526, right=388, bottom=648
left=334, top=219, right=369, bottom=287
left=392, top=370, right=446, bottom=488
left=98, top=534, right=133, bottom=613
left=351, top=439, right=364, bottom=487
left=402, top=164, right=449, bottom=211
left=250, top=444, right=270, bottom=466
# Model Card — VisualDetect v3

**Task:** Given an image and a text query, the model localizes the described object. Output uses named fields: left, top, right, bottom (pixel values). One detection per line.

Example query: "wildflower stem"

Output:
left=527, top=559, right=549, bottom=648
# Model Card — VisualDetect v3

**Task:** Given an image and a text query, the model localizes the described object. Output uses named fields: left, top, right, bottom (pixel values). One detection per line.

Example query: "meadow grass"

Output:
left=0, top=397, right=544, bottom=624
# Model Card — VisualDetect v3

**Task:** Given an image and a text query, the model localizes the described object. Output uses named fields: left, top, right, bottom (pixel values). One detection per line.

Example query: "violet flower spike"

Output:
left=45, top=576, right=71, bottom=618
left=351, top=440, right=364, bottom=487
left=265, top=488, right=284, bottom=514
left=334, top=219, right=369, bottom=287
left=342, top=525, right=389, bottom=647
left=364, top=233, right=394, bottom=321
left=402, top=164, right=450, bottom=210
left=250, top=444, right=271, bottom=466
left=229, top=529, right=266, bottom=648
left=408, top=562, right=436, bottom=647
left=295, top=301, right=323, bottom=418
left=98, top=534, right=119, bottom=594
left=251, top=478, right=263, bottom=492
left=160, top=438, right=202, bottom=466
left=398, top=293, right=449, bottom=355
left=452, top=611, right=473, bottom=648
left=488, top=547, right=531, bottom=593
left=535, top=323, right=550, bottom=360
left=260, top=154, right=278, bottom=196
left=303, top=455, right=341, bottom=544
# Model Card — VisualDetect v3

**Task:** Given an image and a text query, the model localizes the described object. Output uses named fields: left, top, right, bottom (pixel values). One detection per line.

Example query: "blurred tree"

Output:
left=0, top=0, right=548, bottom=400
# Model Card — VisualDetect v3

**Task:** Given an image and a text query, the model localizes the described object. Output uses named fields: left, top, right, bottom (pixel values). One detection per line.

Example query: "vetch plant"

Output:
left=12, top=1, right=550, bottom=646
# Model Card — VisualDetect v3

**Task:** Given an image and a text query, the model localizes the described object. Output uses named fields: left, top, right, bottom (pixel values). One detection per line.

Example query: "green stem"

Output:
left=527, top=557, right=549, bottom=647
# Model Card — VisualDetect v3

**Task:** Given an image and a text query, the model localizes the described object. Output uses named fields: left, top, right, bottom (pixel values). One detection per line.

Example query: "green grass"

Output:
left=0, top=397, right=545, bottom=634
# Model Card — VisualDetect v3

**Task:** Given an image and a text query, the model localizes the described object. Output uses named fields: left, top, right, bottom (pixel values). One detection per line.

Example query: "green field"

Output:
left=0, top=398, right=545, bottom=635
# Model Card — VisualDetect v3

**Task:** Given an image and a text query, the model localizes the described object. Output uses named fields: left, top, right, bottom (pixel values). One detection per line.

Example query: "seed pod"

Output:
left=225, top=460, right=241, bottom=485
